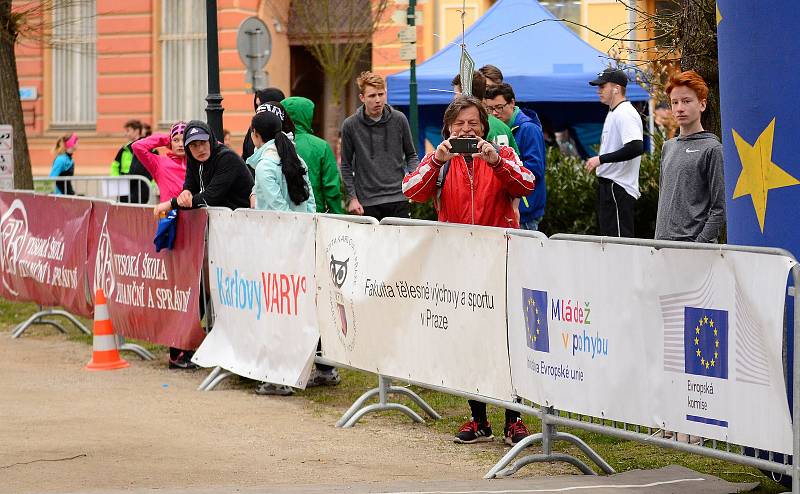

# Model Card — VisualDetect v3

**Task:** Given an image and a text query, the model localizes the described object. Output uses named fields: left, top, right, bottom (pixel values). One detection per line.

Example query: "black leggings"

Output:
left=467, top=399, right=520, bottom=425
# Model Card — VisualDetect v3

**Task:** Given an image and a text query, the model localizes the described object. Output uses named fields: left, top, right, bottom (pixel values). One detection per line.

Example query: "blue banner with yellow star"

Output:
left=717, top=2, right=800, bottom=255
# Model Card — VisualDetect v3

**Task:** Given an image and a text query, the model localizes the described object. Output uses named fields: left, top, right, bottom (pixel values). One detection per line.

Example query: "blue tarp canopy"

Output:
left=386, top=0, right=650, bottom=104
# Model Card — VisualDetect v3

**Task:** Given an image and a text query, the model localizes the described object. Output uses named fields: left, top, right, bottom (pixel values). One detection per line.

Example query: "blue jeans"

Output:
left=520, top=216, right=542, bottom=231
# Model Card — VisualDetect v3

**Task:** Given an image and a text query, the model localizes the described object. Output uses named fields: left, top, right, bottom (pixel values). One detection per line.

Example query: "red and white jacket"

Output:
left=402, top=146, right=535, bottom=228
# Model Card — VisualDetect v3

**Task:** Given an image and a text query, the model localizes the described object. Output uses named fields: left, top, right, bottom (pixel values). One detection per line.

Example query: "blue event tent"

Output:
left=386, top=0, right=650, bottom=155
left=387, top=0, right=650, bottom=104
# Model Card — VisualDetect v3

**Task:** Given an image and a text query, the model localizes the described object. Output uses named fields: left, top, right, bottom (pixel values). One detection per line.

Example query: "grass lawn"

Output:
left=0, top=297, right=788, bottom=491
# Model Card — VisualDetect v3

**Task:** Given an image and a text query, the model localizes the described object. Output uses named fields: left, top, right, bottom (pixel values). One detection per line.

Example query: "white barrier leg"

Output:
left=202, top=367, right=235, bottom=391
left=485, top=407, right=614, bottom=479
left=198, top=366, right=224, bottom=391
left=11, top=309, right=91, bottom=338
left=336, top=375, right=435, bottom=428
left=116, top=336, right=155, bottom=360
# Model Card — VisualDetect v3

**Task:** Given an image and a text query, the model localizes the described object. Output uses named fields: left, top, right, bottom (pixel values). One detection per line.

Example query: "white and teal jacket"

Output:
left=245, top=136, right=316, bottom=213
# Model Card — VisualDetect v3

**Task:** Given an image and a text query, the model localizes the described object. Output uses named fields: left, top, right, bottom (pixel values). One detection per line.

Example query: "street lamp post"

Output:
left=205, top=0, right=224, bottom=140
left=408, top=0, right=418, bottom=148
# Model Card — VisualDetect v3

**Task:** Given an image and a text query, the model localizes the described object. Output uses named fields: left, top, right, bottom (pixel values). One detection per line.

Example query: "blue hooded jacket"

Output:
left=511, top=107, right=546, bottom=223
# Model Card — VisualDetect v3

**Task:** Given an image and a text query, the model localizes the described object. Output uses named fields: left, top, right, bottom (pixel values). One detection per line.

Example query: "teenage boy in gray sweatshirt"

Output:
left=655, top=70, right=725, bottom=242
left=340, top=71, right=419, bottom=221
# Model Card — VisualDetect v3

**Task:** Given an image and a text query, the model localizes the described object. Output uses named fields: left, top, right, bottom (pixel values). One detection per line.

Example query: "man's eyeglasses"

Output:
left=485, top=102, right=509, bottom=114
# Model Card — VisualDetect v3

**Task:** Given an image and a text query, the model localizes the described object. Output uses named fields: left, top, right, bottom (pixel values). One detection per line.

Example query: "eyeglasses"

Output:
left=484, top=102, right=509, bottom=114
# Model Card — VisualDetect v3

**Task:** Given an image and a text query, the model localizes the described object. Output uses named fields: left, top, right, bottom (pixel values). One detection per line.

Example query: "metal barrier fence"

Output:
left=539, top=234, right=800, bottom=492
left=4, top=198, right=798, bottom=489
left=33, top=175, right=157, bottom=204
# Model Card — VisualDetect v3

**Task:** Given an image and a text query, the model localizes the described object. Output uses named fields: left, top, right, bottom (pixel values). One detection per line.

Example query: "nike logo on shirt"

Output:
left=686, top=149, right=700, bottom=153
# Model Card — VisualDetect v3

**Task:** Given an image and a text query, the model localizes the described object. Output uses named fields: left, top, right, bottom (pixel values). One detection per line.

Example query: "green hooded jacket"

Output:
left=281, top=96, right=344, bottom=214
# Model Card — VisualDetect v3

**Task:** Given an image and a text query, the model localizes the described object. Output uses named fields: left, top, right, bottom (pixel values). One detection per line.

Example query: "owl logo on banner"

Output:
left=523, top=288, right=549, bottom=352
left=0, top=198, right=28, bottom=296
left=329, top=256, right=349, bottom=336
left=325, top=235, right=359, bottom=351
left=684, top=306, right=729, bottom=379
left=93, top=212, right=116, bottom=299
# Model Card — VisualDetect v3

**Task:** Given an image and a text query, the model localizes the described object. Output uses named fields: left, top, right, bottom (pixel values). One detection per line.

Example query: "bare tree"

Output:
left=289, top=0, right=390, bottom=141
left=480, top=0, right=719, bottom=136
left=1, top=0, right=35, bottom=189
left=0, top=0, right=93, bottom=190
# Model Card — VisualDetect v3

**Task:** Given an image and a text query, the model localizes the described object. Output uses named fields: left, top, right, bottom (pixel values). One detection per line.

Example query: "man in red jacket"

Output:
left=403, top=95, right=534, bottom=228
left=402, top=96, right=535, bottom=445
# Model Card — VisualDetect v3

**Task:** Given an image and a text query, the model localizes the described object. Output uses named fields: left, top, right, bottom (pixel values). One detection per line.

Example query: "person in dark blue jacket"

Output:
left=485, top=83, right=546, bottom=231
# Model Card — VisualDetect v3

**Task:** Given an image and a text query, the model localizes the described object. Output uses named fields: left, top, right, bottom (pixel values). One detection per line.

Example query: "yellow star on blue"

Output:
left=732, top=118, right=800, bottom=232
left=694, top=317, right=719, bottom=371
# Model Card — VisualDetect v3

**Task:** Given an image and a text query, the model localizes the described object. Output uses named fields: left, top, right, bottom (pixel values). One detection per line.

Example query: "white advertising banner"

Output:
left=0, top=125, right=13, bottom=190
left=316, top=217, right=513, bottom=400
left=193, top=209, right=318, bottom=387
left=507, top=236, right=794, bottom=453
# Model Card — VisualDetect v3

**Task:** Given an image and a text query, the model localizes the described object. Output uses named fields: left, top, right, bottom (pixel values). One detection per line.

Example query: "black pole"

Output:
left=205, top=0, right=224, bottom=140
left=408, top=0, right=418, bottom=148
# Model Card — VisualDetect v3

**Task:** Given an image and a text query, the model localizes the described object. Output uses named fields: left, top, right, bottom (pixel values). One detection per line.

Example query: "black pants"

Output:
left=363, top=200, right=410, bottom=222
left=316, top=340, right=334, bottom=372
left=596, top=177, right=635, bottom=237
left=468, top=399, right=520, bottom=425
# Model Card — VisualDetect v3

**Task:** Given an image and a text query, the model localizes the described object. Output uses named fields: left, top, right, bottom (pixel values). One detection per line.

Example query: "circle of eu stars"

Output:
left=693, top=315, right=719, bottom=370
left=525, top=296, right=541, bottom=345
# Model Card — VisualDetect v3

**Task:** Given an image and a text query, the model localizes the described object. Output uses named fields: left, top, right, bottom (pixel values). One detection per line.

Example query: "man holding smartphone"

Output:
left=403, top=96, right=534, bottom=445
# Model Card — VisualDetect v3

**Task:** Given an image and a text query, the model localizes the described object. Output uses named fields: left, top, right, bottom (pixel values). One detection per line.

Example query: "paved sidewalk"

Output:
left=60, top=466, right=756, bottom=494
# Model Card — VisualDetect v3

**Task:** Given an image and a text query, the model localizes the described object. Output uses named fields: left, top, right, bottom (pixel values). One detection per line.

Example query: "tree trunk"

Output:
left=323, top=76, right=345, bottom=151
left=677, top=0, right=720, bottom=137
left=0, top=0, right=34, bottom=190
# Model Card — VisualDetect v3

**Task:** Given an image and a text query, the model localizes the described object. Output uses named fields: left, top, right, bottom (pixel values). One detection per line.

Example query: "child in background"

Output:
left=132, top=122, right=187, bottom=205
left=50, top=133, right=78, bottom=195
left=246, top=110, right=315, bottom=212
left=132, top=122, right=196, bottom=370
left=110, top=119, right=144, bottom=203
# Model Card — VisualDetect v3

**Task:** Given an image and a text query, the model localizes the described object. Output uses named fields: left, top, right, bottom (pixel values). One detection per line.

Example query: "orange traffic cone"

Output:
left=85, top=289, right=129, bottom=371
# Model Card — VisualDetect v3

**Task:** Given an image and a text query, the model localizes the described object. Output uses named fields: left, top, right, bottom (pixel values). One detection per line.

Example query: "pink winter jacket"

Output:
left=131, top=133, right=187, bottom=202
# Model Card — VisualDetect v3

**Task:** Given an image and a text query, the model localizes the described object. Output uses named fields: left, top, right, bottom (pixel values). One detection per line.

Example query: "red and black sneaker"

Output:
left=454, top=419, right=494, bottom=444
left=504, top=418, right=530, bottom=446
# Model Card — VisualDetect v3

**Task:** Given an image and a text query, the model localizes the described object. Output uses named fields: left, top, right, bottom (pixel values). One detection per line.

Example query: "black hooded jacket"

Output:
left=180, top=120, right=254, bottom=210
left=241, top=88, right=287, bottom=165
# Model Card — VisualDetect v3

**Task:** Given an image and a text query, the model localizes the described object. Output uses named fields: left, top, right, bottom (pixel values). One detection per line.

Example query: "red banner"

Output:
left=87, top=203, right=207, bottom=350
left=0, top=192, right=93, bottom=317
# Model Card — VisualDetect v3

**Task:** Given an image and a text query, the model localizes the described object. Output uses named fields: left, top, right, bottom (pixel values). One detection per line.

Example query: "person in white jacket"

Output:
left=245, top=110, right=316, bottom=213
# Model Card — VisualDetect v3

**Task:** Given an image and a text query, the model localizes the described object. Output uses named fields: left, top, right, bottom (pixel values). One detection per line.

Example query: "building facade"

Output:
left=371, top=0, right=667, bottom=79
left=17, top=0, right=294, bottom=175
left=14, top=0, right=663, bottom=174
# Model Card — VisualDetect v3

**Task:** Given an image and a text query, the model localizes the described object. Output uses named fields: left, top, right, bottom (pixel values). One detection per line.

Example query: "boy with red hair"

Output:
left=655, top=70, right=726, bottom=242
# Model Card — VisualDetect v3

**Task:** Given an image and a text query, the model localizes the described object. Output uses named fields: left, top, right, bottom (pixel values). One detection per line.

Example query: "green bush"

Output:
left=540, top=139, right=661, bottom=239
left=411, top=138, right=662, bottom=238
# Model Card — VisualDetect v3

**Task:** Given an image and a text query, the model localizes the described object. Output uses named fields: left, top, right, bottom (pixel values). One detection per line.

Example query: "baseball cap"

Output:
left=184, top=126, right=210, bottom=145
left=589, top=68, right=628, bottom=87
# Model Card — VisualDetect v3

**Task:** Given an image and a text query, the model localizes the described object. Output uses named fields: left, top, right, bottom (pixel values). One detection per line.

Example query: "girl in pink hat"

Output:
left=49, top=133, right=78, bottom=195
left=131, top=122, right=187, bottom=204
left=131, top=122, right=198, bottom=369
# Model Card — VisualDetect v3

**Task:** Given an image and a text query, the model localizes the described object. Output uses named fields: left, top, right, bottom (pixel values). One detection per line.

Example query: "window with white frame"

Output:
left=539, top=0, right=582, bottom=35
left=161, top=0, right=208, bottom=125
left=52, top=1, right=97, bottom=127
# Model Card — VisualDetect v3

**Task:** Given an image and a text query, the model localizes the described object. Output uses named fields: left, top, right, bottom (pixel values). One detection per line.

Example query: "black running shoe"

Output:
left=168, top=351, right=198, bottom=369
left=504, top=418, right=530, bottom=446
left=454, top=419, right=494, bottom=443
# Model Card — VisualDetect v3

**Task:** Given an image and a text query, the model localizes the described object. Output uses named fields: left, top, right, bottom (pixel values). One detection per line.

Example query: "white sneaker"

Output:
left=255, top=382, right=294, bottom=396
left=307, top=367, right=341, bottom=387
